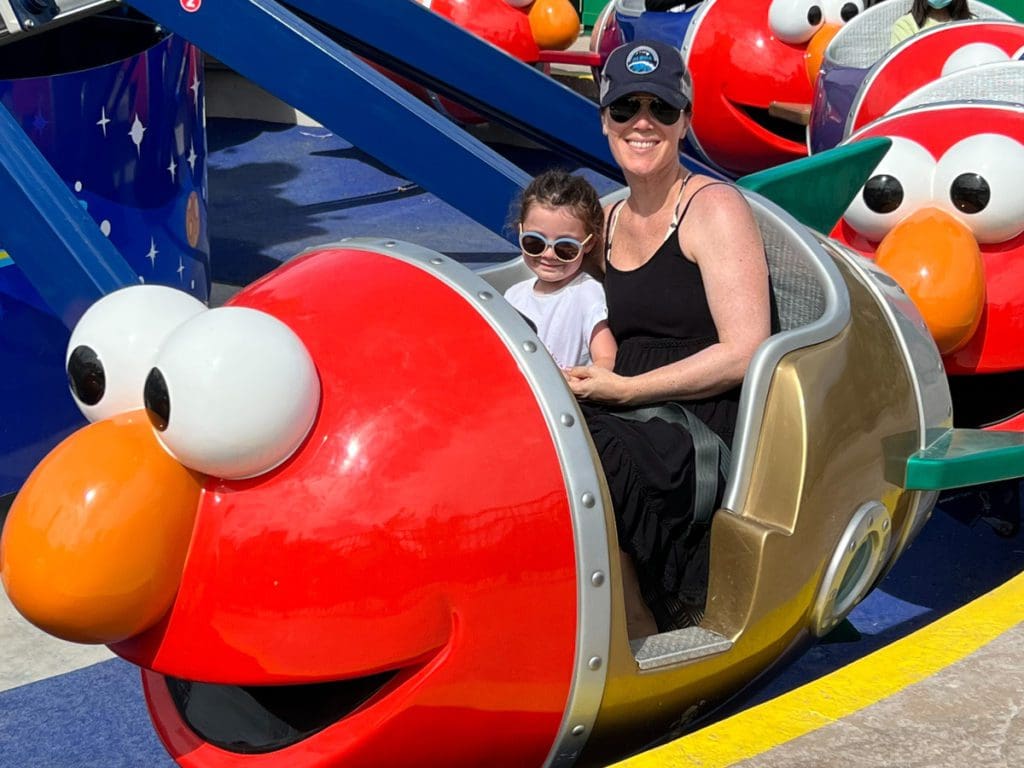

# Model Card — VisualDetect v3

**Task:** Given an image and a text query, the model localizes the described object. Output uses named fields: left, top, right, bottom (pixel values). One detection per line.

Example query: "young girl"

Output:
left=891, top=0, right=973, bottom=48
left=505, top=170, right=617, bottom=370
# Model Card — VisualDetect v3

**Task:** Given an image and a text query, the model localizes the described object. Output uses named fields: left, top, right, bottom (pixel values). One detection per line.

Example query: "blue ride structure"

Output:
left=0, top=7, right=208, bottom=499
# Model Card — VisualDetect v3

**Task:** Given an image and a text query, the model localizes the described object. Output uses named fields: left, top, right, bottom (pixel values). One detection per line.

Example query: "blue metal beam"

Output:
left=283, top=0, right=626, bottom=182
left=0, top=103, right=136, bottom=328
left=124, top=0, right=532, bottom=240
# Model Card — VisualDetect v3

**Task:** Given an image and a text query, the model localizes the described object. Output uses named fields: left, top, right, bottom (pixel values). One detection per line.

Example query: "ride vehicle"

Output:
left=8, top=178, right=1023, bottom=766
left=809, top=0, right=1015, bottom=153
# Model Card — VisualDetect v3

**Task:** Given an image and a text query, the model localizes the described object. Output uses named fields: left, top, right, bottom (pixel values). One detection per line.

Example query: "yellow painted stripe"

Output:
left=614, top=570, right=1024, bottom=768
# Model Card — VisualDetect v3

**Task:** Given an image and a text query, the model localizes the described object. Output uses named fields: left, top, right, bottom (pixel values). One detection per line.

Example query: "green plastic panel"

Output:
left=737, top=137, right=891, bottom=235
left=985, top=0, right=1024, bottom=20
left=905, top=428, right=1024, bottom=490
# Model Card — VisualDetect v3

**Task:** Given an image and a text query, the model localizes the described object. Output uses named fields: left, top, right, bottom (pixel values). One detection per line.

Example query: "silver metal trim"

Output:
left=821, top=239, right=952, bottom=444
left=301, top=238, right=612, bottom=768
left=723, top=194, right=851, bottom=513
left=810, top=500, right=891, bottom=637
left=820, top=242, right=950, bottom=564
left=0, top=0, right=120, bottom=48
left=847, top=100, right=1024, bottom=145
left=0, top=1, right=21, bottom=39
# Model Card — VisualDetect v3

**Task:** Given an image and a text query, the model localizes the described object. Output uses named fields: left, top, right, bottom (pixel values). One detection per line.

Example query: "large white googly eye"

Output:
left=843, top=137, right=936, bottom=242
left=933, top=133, right=1024, bottom=244
left=768, top=0, right=826, bottom=44
left=941, top=43, right=1010, bottom=77
left=145, top=307, right=320, bottom=479
left=66, top=285, right=207, bottom=423
left=821, top=0, right=863, bottom=25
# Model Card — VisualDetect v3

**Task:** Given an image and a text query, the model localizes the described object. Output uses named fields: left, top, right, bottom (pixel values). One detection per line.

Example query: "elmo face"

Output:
left=833, top=104, right=1024, bottom=382
left=684, top=0, right=865, bottom=175
left=2, top=247, right=587, bottom=767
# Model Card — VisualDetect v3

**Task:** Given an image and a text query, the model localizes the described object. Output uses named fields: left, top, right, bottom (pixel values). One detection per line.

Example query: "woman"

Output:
left=890, top=0, right=973, bottom=48
left=568, top=39, right=770, bottom=636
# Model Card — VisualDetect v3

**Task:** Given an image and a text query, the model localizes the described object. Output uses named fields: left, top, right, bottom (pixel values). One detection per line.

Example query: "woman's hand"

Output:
left=565, top=365, right=632, bottom=404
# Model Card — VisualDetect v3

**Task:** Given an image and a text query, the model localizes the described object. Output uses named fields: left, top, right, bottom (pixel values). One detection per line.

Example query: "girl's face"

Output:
left=602, top=93, right=690, bottom=180
left=520, top=203, right=593, bottom=292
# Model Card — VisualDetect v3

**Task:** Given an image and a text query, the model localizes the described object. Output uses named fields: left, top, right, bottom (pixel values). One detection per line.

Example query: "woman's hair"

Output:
left=512, top=169, right=606, bottom=277
left=912, top=0, right=971, bottom=26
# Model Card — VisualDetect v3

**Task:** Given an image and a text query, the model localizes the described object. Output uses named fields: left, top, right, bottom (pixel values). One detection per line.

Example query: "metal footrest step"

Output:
left=630, top=626, right=733, bottom=671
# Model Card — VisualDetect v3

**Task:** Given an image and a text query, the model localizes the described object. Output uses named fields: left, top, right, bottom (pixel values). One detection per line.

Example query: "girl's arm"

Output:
left=589, top=320, right=617, bottom=370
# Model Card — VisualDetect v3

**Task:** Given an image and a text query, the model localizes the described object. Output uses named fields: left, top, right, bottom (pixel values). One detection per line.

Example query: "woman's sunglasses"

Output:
left=518, top=225, right=594, bottom=263
left=607, top=95, right=682, bottom=126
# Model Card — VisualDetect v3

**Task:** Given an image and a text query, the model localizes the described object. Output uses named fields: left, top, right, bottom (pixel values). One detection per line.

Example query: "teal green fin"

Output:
left=982, top=0, right=1024, bottom=21
left=903, top=428, right=1024, bottom=491
left=737, top=137, right=892, bottom=235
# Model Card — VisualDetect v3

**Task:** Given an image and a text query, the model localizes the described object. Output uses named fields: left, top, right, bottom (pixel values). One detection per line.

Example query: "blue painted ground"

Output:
left=1, top=119, right=1022, bottom=766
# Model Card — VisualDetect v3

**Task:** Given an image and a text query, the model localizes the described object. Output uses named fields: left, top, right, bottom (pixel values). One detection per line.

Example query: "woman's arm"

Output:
left=567, top=184, right=770, bottom=406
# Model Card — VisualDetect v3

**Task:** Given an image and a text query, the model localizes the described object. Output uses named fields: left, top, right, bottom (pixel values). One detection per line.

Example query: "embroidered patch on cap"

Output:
left=625, top=46, right=659, bottom=75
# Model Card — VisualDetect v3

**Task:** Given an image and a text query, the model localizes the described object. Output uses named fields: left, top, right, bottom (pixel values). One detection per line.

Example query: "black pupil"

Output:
left=949, top=173, right=990, bottom=214
left=863, top=174, right=904, bottom=214
left=841, top=2, right=859, bottom=21
left=144, top=367, right=171, bottom=431
left=67, top=345, right=105, bottom=406
left=807, top=6, right=822, bottom=25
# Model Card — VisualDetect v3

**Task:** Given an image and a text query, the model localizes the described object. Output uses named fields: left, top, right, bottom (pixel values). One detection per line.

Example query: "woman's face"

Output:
left=602, top=93, right=690, bottom=179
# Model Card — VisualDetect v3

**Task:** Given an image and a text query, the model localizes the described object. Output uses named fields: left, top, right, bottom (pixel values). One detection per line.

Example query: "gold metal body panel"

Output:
left=581, top=260, right=923, bottom=765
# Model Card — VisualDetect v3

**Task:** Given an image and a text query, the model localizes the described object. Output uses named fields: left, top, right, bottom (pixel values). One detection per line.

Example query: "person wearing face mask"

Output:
left=890, top=0, right=974, bottom=47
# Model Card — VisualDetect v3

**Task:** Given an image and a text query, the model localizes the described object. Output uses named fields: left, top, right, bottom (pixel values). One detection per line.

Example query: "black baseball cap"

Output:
left=598, top=39, right=693, bottom=110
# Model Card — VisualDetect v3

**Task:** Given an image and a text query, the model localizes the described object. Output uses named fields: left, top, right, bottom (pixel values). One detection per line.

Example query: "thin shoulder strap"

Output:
left=675, top=180, right=733, bottom=228
left=604, top=199, right=627, bottom=261
left=668, top=171, right=695, bottom=232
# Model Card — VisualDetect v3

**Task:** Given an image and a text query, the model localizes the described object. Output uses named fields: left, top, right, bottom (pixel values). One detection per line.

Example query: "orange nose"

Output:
left=805, top=23, right=841, bottom=85
left=875, top=207, right=986, bottom=355
left=529, top=0, right=580, bottom=50
left=1, top=410, right=203, bottom=644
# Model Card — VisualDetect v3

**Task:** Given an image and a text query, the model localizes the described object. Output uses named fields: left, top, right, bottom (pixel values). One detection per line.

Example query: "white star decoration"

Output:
left=177, top=255, right=185, bottom=281
left=146, top=238, right=159, bottom=268
left=129, top=114, right=146, bottom=155
left=187, top=142, right=198, bottom=174
left=96, top=107, right=110, bottom=137
left=190, top=72, right=201, bottom=114
left=168, top=155, right=177, bottom=182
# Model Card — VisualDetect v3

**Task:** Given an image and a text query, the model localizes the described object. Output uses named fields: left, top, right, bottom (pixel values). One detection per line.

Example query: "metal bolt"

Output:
left=591, top=571, right=605, bottom=587
left=523, top=341, right=537, bottom=353
left=571, top=725, right=585, bottom=736
left=560, top=413, right=575, bottom=427
left=581, top=492, right=596, bottom=508
left=477, top=291, right=492, bottom=301
left=430, top=257, right=443, bottom=265
left=588, top=656, right=602, bottom=670
left=23, top=18, right=34, bottom=28
left=384, top=241, right=396, bottom=247
left=882, top=519, right=890, bottom=531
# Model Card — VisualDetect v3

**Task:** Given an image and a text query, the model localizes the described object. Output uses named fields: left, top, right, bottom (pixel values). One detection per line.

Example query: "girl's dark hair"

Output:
left=912, top=0, right=971, bottom=26
left=512, top=169, right=605, bottom=277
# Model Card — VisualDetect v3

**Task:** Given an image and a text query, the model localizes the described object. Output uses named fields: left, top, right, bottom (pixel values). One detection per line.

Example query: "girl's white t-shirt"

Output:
left=504, top=272, right=609, bottom=368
